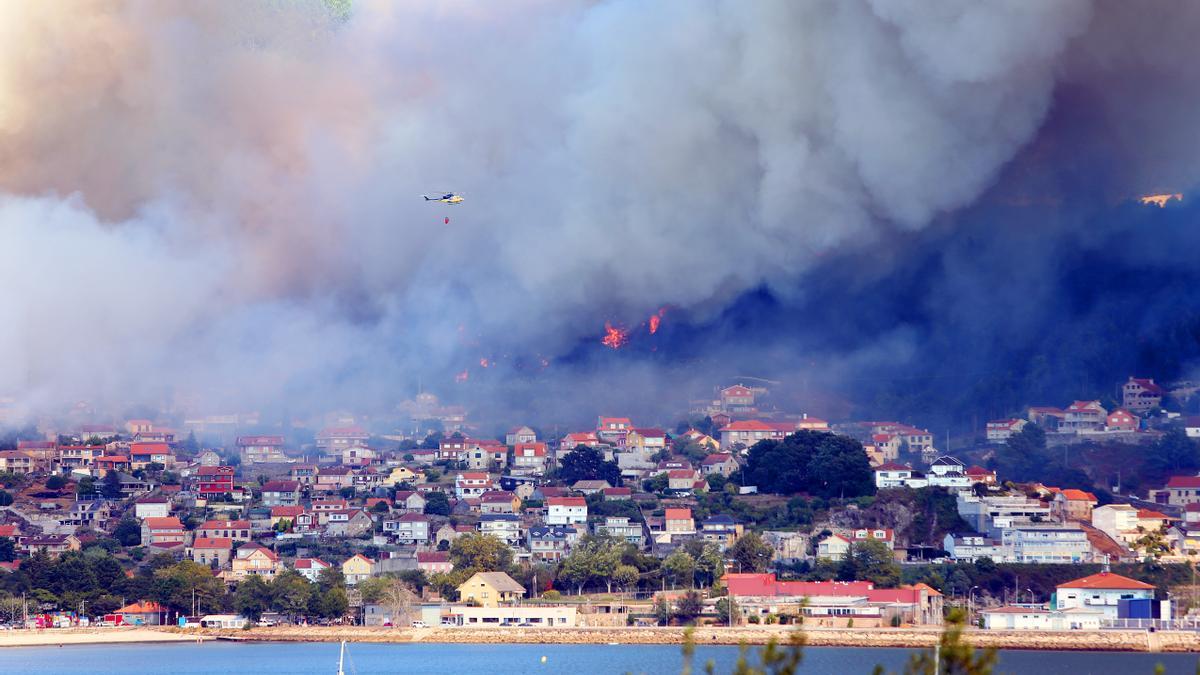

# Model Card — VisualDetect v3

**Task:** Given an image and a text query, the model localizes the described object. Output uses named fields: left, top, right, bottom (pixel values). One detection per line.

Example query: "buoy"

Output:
left=540, top=656, right=547, bottom=663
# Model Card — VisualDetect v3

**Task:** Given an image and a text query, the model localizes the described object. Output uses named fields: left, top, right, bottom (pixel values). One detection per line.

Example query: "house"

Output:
left=594, top=516, right=644, bottom=547
left=964, top=466, right=997, bottom=486
left=457, top=571, right=526, bottom=607
left=1051, top=489, right=1099, bottom=522
left=315, top=466, right=356, bottom=492
left=393, top=491, right=427, bottom=514
left=312, top=497, right=350, bottom=524
left=721, top=384, right=755, bottom=409
left=237, top=435, right=288, bottom=464
left=943, top=533, right=1009, bottom=562
left=627, top=428, right=668, bottom=454
left=196, top=450, right=222, bottom=467
left=719, top=421, right=795, bottom=449
left=479, top=491, right=520, bottom=514
left=455, top=472, right=492, bottom=499
left=22, top=534, right=81, bottom=557
left=571, top=480, right=612, bottom=495
left=511, top=443, right=548, bottom=475
left=58, top=444, right=99, bottom=472
left=597, top=416, right=633, bottom=447
left=1055, top=571, right=1156, bottom=619
left=1063, top=401, right=1107, bottom=433
left=134, top=495, right=171, bottom=520
left=129, top=442, right=173, bottom=469
left=664, top=508, right=695, bottom=535
left=316, top=426, right=370, bottom=452
left=870, top=434, right=902, bottom=463
left=1123, top=377, right=1164, bottom=414
left=230, top=543, right=281, bottom=580
left=1027, top=406, right=1065, bottom=431
left=603, top=487, right=632, bottom=501
left=723, top=574, right=944, bottom=627
left=528, top=526, right=578, bottom=561
left=340, top=445, right=377, bottom=466
left=189, top=538, right=233, bottom=568
left=464, top=440, right=507, bottom=471
left=986, top=419, right=1027, bottom=443
left=270, top=505, right=307, bottom=527
left=816, top=534, right=850, bottom=561
left=849, top=528, right=895, bottom=551
left=294, top=557, right=331, bottom=582
left=506, top=426, right=538, bottom=446
left=701, top=514, right=742, bottom=550
left=1091, top=504, right=1140, bottom=545
left=325, top=509, right=374, bottom=537
left=384, top=513, right=431, bottom=544
left=93, top=454, right=129, bottom=476
left=141, top=517, right=186, bottom=547
left=1001, top=524, right=1092, bottom=563
left=290, top=464, right=319, bottom=486
left=125, top=419, right=154, bottom=435
left=341, top=554, right=375, bottom=585
left=112, top=601, right=167, bottom=626
left=981, top=606, right=1104, bottom=631
left=701, top=453, right=738, bottom=477
left=874, top=462, right=915, bottom=489
left=561, top=431, right=602, bottom=450
left=69, top=499, right=113, bottom=528
left=1106, top=409, right=1139, bottom=432
left=479, top=514, right=523, bottom=546
left=1152, top=475, right=1200, bottom=507
left=679, top=429, right=721, bottom=453
left=667, top=469, right=702, bottom=493
left=193, top=466, right=236, bottom=500
left=545, top=497, right=587, bottom=525
left=197, top=519, right=252, bottom=542
left=261, top=480, right=301, bottom=507
left=417, top=551, right=453, bottom=575
left=438, top=436, right=469, bottom=462
left=382, top=466, right=420, bottom=487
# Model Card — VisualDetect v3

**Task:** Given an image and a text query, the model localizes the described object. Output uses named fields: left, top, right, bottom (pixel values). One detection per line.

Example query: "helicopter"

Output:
left=423, top=192, right=464, bottom=204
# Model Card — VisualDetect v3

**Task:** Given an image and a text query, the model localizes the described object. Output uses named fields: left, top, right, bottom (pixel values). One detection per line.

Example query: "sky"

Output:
left=1, top=1, right=1199, bottom=428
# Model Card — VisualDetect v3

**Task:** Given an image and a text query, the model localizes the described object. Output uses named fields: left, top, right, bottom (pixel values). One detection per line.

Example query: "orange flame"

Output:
left=648, top=307, right=667, bottom=334
left=1140, top=193, right=1182, bottom=207
left=454, top=370, right=469, bottom=382
left=602, top=322, right=629, bottom=349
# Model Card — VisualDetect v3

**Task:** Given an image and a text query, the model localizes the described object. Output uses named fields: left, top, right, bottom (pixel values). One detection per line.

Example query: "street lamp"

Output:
left=1025, top=589, right=1034, bottom=606
left=968, top=586, right=980, bottom=624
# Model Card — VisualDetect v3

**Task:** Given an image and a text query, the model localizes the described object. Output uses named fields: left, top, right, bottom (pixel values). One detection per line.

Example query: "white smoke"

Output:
left=0, top=0, right=1192, bottom=422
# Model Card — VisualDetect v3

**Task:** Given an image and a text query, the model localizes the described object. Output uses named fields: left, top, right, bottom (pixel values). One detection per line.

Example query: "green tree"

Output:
left=113, top=518, right=142, bottom=547
left=642, top=472, right=669, bottom=494
left=449, top=533, right=512, bottom=573
left=233, top=575, right=272, bottom=621
left=0, top=536, right=15, bottom=562
left=654, top=596, right=671, bottom=626
left=101, top=471, right=123, bottom=499
left=714, top=595, right=739, bottom=626
left=0, top=490, right=11, bottom=507
left=663, top=549, right=697, bottom=588
left=153, top=561, right=225, bottom=615
left=900, top=608, right=996, bottom=675
left=744, top=431, right=873, bottom=498
left=613, top=564, right=640, bottom=591
left=674, top=590, right=703, bottom=623
left=270, top=569, right=313, bottom=620
left=558, top=445, right=622, bottom=486
left=1148, top=427, right=1199, bottom=475
left=839, top=539, right=900, bottom=588
left=45, top=475, right=67, bottom=490
left=314, top=586, right=349, bottom=620
left=423, top=492, right=451, bottom=516
left=729, top=532, right=774, bottom=573
left=557, top=536, right=623, bottom=594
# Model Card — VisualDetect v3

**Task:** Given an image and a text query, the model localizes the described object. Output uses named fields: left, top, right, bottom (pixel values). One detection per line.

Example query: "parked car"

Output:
left=410, top=620, right=428, bottom=628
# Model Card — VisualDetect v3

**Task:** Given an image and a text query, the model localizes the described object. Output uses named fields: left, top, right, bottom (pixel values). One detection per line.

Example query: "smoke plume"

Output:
left=1, top=1, right=1198, bottom=427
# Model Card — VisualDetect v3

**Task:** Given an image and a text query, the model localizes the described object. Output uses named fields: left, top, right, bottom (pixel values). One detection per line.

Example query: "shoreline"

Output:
left=155, top=625, right=1200, bottom=653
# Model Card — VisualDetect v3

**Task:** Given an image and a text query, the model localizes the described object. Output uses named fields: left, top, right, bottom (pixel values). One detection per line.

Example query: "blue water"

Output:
left=0, top=641, right=1197, bottom=674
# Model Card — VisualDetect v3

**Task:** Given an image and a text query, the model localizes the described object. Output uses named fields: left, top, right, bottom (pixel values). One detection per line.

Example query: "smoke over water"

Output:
left=2, top=1, right=1200, bottom=427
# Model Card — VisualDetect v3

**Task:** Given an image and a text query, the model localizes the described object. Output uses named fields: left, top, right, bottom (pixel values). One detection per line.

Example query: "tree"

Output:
left=729, top=532, right=774, bottom=574
left=839, top=539, right=900, bottom=588
left=0, top=536, right=14, bottom=562
left=379, top=578, right=419, bottom=627
left=424, top=492, right=451, bottom=516
left=654, top=596, right=671, bottom=626
left=45, top=475, right=67, bottom=491
left=558, top=445, right=622, bottom=487
left=449, top=533, right=512, bottom=573
left=153, top=561, right=225, bottom=615
left=743, top=431, right=873, bottom=498
left=663, top=549, right=697, bottom=588
left=901, top=608, right=996, bottom=675
left=101, top=471, right=123, bottom=499
left=642, top=472, right=669, bottom=494
left=613, top=564, right=640, bottom=592
left=234, top=575, right=272, bottom=621
left=673, top=590, right=703, bottom=623
left=557, top=536, right=623, bottom=594
left=314, top=586, right=349, bottom=620
left=0, top=490, right=11, bottom=507
left=270, top=570, right=313, bottom=620
left=113, top=518, right=142, bottom=547
left=1148, top=427, right=1200, bottom=475
left=714, top=595, right=739, bottom=626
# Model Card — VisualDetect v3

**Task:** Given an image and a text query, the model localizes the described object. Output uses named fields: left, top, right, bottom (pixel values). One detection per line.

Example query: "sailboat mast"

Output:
left=337, top=640, right=346, bottom=675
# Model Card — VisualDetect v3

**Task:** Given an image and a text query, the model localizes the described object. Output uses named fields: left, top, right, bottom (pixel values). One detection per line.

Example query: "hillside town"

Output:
left=1, top=377, right=1200, bottom=633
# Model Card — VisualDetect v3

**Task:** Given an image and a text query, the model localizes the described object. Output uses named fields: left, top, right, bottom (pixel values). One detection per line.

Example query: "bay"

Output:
left=1, top=641, right=1198, bottom=674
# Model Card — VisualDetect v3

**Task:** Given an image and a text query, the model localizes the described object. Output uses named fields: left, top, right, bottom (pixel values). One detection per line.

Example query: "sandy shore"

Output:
left=0, top=627, right=209, bottom=648
left=160, top=625, right=1200, bottom=653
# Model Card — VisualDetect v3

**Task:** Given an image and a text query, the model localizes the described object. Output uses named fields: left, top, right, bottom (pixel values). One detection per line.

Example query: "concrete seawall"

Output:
left=163, top=625, right=1200, bottom=652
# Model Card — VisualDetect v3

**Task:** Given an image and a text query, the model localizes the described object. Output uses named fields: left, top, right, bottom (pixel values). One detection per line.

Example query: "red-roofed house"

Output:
left=603, top=486, right=632, bottom=501
left=129, top=442, right=173, bottom=470
left=965, top=465, right=997, bottom=485
left=416, top=551, right=453, bottom=575
left=140, top=517, right=185, bottom=547
left=597, top=417, right=633, bottom=448
left=1051, top=489, right=1099, bottom=522
left=196, top=520, right=251, bottom=542
left=294, top=557, right=331, bottom=582
left=1027, top=406, right=1066, bottom=430
left=628, top=428, right=668, bottom=454
left=1064, top=401, right=1107, bottom=433
left=722, top=574, right=943, bottom=626
left=193, top=466, right=235, bottom=500
left=1123, top=377, right=1164, bottom=414
left=546, top=497, right=587, bottom=525
left=112, top=601, right=166, bottom=626
left=874, top=462, right=915, bottom=488
left=261, top=480, right=301, bottom=507
left=316, top=426, right=369, bottom=452
left=701, top=453, right=738, bottom=477
left=230, top=543, right=281, bottom=580
left=665, top=508, right=695, bottom=535
left=512, top=442, right=548, bottom=475
left=986, top=419, right=1027, bottom=443
left=237, top=435, right=287, bottom=464
left=719, top=420, right=796, bottom=449
left=1055, top=571, right=1155, bottom=618
left=189, top=537, right=233, bottom=567
left=1106, top=409, right=1139, bottom=432
left=1152, top=476, right=1200, bottom=507
left=561, top=431, right=601, bottom=449
left=455, top=472, right=492, bottom=499
left=721, top=385, right=754, bottom=408
left=795, top=415, right=829, bottom=431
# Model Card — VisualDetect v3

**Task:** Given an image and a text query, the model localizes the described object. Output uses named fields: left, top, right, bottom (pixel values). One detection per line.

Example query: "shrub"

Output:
left=542, top=590, right=561, bottom=601
left=747, top=615, right=761, bottom=624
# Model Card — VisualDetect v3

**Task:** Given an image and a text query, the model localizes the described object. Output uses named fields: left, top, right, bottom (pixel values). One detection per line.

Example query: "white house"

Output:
left=981, top=606, right=1104, bottom=631
left=1055, top=572, right=1155, bottom=619
left=874, top=462, right=914, bottom=488
left=545, top=497, right=587, bottom=525
left=986, top=419, right=1027, bottom=443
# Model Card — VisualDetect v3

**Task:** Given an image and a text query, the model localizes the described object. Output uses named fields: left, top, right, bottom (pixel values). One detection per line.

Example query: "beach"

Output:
left=0, top=627, right=208, bottom=648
